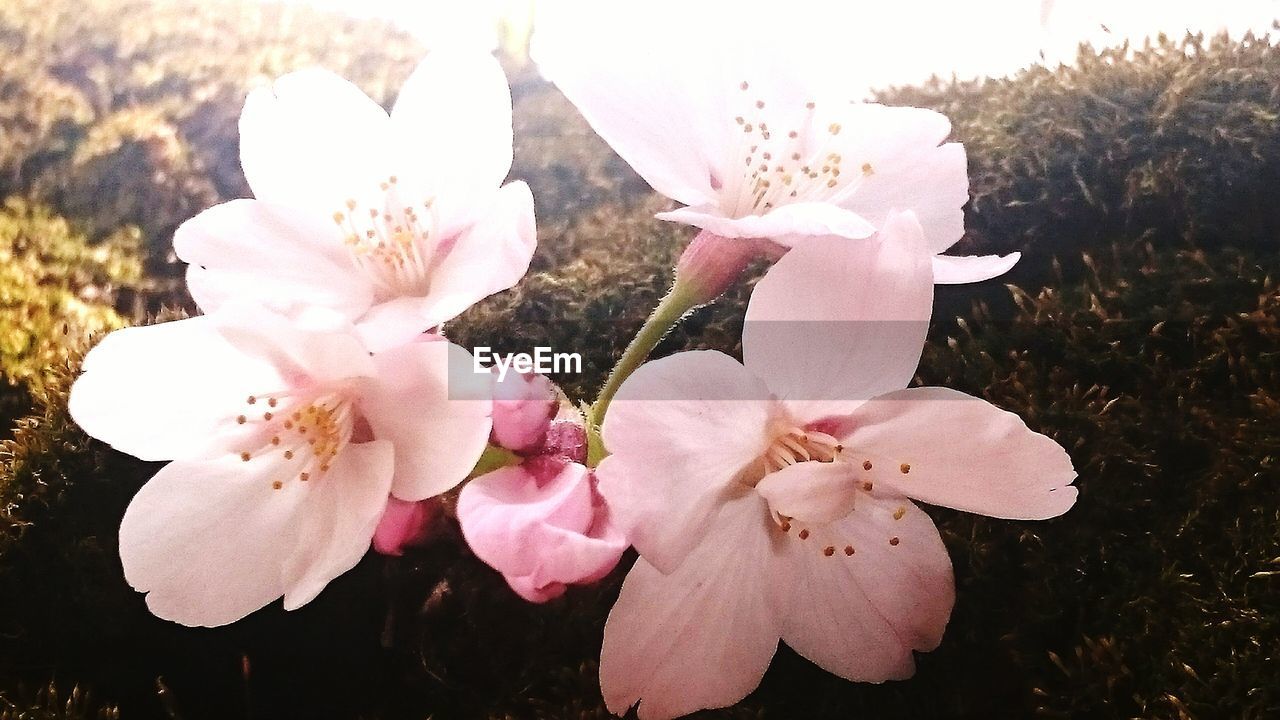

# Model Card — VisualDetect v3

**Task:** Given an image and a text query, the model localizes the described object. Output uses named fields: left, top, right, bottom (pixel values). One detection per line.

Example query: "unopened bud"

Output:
left=491, top=372, right=558, bottom=452
left=673, top=231, right=767, bottom=305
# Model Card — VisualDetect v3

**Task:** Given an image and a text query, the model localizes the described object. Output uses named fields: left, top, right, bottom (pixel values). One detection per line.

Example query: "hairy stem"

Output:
left=587, top=285, right=699, bottom=464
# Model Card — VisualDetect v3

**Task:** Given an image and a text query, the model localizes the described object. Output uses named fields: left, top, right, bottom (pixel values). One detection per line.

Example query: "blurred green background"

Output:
left=0, top=0, right=1277, bottom=718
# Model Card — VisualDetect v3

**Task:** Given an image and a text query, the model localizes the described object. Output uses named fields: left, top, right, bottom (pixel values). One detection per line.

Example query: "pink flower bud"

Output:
left=372, top=497, right=441, bottom=557
left=673, top=230, right=767, bottom=306
left=490, top=371, right=558, bottom=452
left=457, top=459, right=626, bottom=603
left=542, top=419, right=588, bottom=464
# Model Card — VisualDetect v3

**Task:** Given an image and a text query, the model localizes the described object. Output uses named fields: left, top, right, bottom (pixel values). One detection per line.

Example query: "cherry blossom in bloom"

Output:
left=534, top=1, right=1016, bottom=284
left=593, top=213, right=1077, bottom=719
left=175, top=50, right=536, bottom=351
left=459, top=407, right=625, bottom=603
left=68, top=305, right=491, bottom=626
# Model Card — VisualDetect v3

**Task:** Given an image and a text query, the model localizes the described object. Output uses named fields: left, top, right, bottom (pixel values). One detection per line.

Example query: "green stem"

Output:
left=588, top=285, right=700, bottom=463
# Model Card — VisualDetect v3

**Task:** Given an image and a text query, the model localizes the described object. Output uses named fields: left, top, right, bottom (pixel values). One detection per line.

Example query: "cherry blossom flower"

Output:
left=534, top=1, right=1017, bottom=284
left=593, top=212, right=1077, bottom=719
left=175, top=50, right=535, bottom=351
left=459, top=411, right=625, bottom=602
left=68, top=305, right=491, bottom=626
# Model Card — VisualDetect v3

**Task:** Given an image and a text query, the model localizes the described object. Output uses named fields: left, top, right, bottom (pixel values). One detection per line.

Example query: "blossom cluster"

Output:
left=68, top=5, right=1077, bottom=718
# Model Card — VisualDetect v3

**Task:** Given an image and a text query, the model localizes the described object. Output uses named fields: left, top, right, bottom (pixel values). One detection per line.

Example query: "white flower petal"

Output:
left=931, top=252, right=1021, bottom=284
left=657, top=202, right=876, bottom=242
left=69, top=316, right=284, bottom=461
left=828, top=105, right=968, bottom=254
left=601, top=495, right=779, bottom=720
left=361, top=340, right=492, bottom=501
left=119, top=440, right=393, bottom=626
left=209, top=303, right=376, bottom=386
left=533, top=0, right=724, bottom=208
left=239, top=68, right=390, bottom=213
left=283, top=440, right=395, bottom=609
left=419, top=182, right=537, bottom=325
left=390, top=49, right=513, bottom=199
left=119, top=455, right=304, bottom=627
left=175, top=200, right=371, bottom=318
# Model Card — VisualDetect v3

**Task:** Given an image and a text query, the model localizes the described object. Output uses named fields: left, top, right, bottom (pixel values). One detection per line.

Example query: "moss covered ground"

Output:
left=0, top=2, right=1277, bottom=717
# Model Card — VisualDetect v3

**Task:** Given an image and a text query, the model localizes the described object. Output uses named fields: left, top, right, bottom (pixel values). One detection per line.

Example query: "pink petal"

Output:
left=600, top=495, right=779, bottom=720
left=773, top=494, right=954, bottom=682
left=239, top=68, right=390, bottom=215
left=69, top=316, right=285, bottom=462
left=458, top=462, right=625, bottom=601
left=176, top=200, right=371, bottom=319
left=389, top=49, right=513, bottom=201
left=842, top=387, right=1079, bottom=520
left=596, top=350, right=774, bottom=573
left=931, top=252, right=1021, bottom=284
left=371, top=497, right=440, bottom=557
left=742, top=211, right=933, bottom=424
left=657, top=202, right=876, bottom=242
left=490, top=371, right=558, bottom=453
left=118, top=439, right=394, bottom=627
left=505, top=574, right=566, bottom=603
left=361, top=340, right=492, bottom=501
left=756, top=461, right=859, bottom=525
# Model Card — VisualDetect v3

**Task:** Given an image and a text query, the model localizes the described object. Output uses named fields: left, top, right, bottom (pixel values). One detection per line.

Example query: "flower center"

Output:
left=331, top=175, right=441, bottom=301
left=233, top=389, right=356, bottom=491
left=761, top=423, right=843, bottom=473
left=755, top=422, right=914, bottom=558
left=721, top=80, right=875, bottom=218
